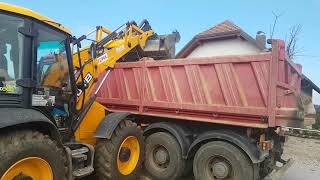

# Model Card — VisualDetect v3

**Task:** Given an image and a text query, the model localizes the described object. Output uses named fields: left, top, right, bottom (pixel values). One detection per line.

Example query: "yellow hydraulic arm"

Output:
left=35, top=20, right=178, bottom=144
left=71, top=20, right=158, bottom=144
left=73, top=21, right=154, bottom=109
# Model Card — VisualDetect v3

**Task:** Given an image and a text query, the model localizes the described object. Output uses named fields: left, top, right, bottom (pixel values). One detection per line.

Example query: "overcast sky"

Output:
left=3, top=0, right=320, bottom=103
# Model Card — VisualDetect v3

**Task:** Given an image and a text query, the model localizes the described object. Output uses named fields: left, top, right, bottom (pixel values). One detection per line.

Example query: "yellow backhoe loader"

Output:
left=0, top=3, right=179, bottom=180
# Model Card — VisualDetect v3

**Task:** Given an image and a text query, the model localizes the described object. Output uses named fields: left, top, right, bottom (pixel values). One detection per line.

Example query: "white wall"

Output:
left=187, top=38, right=261, bottom=58
left=313, top=91, right=320, bottom=105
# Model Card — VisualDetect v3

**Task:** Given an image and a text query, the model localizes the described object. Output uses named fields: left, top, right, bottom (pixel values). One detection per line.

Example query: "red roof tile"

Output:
left=198, top=20, right=241, bottom=37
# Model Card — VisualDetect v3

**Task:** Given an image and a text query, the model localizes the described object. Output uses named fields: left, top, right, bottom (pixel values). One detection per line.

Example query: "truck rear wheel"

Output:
left=0, top=130, right=67, bottom=180
left=193, top=141, right=253, bottom=180
left=144, top=132, right=186, bottom=180
left=94, top=120, right=144, bottom=180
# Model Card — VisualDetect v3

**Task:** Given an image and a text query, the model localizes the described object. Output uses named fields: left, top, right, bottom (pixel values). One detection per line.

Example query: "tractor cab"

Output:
left=0, top=5, right=78, bottom=134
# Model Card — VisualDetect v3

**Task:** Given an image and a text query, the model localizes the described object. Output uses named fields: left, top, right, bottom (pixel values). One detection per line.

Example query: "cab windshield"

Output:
left=0, top=13, right=24, bottom=94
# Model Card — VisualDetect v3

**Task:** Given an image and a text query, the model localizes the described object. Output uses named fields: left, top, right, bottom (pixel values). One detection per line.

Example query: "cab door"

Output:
left=33, top=22, right=75, bottom=129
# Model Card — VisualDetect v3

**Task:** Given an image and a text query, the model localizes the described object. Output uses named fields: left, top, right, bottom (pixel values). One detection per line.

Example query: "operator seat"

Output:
left=0, top=40, right=9, bottom=81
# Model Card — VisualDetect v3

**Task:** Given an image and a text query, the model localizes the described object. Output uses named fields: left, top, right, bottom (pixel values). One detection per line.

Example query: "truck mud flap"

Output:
left=263, top=159, right=294, bottom=180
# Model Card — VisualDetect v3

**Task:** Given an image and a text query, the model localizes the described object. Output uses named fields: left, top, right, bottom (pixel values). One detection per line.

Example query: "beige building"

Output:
left=177, top=20, right=320, bottom=128
left=176, top=20, right=266, bottom=58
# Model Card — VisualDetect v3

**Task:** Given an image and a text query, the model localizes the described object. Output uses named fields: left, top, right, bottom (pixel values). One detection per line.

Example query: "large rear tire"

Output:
left=94, top=120, right=144, bottom=180
left=193, top=141, right=253, bottom=180
left=144, top=132, right=186, bottom=180
left=0, top=130, right=67, bottom=180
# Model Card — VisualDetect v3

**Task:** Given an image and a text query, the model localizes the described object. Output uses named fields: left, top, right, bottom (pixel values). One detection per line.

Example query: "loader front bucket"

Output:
left=120, top=31, right=180, bottom=62
left=143, top=31, right=180, bottom=60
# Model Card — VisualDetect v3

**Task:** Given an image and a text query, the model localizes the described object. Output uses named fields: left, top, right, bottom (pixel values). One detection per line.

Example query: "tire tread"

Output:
left=0, top=130, right=67, bottom=180
left=95, top=119, right=144, bottom=180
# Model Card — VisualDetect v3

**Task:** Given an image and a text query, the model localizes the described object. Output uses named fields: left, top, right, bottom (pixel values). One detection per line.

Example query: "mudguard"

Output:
left=144, top=122, right=191, bottom=158
left=95, top=112, right=130, bottom=139
left=0, top=108, right=60, bottom=141
left=187, top=130, right=264, bottom=163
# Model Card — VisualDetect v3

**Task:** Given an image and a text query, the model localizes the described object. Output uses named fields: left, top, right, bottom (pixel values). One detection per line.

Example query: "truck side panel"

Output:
left=96, top=40, right=303, bottom=128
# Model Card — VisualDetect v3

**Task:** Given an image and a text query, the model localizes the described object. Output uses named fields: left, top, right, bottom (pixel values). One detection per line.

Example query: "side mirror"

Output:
left=89, top=42, right=97, bottom=59
left=72, top=35, right=86, bottom=48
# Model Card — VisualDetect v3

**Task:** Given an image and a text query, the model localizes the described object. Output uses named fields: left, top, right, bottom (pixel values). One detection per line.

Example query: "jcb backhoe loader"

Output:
left=0, top=3, right=179, bottom=180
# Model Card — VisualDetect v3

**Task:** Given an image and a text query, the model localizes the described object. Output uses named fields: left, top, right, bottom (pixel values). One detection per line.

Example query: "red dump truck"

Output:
left=95, top=40, right=300, bottom=180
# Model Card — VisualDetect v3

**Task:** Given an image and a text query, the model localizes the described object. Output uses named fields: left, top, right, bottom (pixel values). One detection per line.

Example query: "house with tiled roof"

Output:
left=176, top=20, right=266, bottom=58
left=177, top=20, right=320, bottom=128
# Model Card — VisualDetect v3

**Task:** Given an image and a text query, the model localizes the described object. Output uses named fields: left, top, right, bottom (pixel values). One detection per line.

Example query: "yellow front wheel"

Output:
left=95, top=120, right=144, bottom=180
left=0, top=130, right=67, bottom=180
left=1, top=157, right=53, bottom=180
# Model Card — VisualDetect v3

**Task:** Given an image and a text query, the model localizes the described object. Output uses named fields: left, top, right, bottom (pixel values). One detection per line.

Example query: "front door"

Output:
left=33, top=22, right=73, bottom=129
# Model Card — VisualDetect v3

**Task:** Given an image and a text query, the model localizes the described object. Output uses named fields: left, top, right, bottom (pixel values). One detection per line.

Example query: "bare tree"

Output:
left=286, top=24, right=303, bottom=59
left=268, top=11, right=304, bottom=60
left=270, top=11, right=285, bottom=40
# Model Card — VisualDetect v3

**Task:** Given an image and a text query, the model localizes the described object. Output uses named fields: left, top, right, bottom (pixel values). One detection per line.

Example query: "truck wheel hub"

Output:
left=154, top=146, right=169, bottom=166
left=211, top=161, right=230, bottom=179
left=117, top=136, right=140, bottom=175
left=119, top=147, right=131, bottom=162
left=12, top=173, right=33, bottom=180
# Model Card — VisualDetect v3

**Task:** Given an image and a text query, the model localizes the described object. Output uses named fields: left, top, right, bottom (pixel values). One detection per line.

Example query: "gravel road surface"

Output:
left=281, top=136, right=320, bottom=180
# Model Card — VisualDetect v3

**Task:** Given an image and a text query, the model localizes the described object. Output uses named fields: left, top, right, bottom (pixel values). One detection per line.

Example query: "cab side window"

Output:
left=35, top=26, right=70, bottom=91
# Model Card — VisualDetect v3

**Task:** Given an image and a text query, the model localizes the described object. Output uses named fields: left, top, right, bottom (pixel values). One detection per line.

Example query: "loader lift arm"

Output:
left=69, top=20, right=177, bottom=134
left=72, top=20, right=177, bottom=112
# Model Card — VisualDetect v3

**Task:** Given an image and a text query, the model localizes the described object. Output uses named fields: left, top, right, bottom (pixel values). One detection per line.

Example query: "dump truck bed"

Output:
left=96, top=40, right=304, bottom=128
